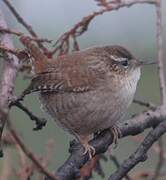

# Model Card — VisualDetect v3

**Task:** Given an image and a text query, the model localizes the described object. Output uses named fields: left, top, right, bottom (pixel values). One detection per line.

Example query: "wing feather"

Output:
left=22, top=48, right=107, bottom=97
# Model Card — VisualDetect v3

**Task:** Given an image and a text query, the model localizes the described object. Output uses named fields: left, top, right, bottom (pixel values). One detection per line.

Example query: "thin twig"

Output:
left=150, top=1, right=166, bottom=180
left=2, top=132, right=15, bottom=147
left=110, top=155, right=131, bottom=180
left=51, top=0, right=156, bottom=55
left=7, top=119, right=58, bottom=180
left=15, top=143, right=34, bottom=179
left=133, top=99, right=156, bottom=110
left=2, top=0, right=50, bottom=55
left=1, top=150, right=12, bottom=180
left=0, top=44, right=28, bottom=59
left=151, top=137, right=165, bottom=180
left=0, top=26, right=21, bottom=36
left=10, top=101, right=47, bottom=131
left=131, top=170, right=166, bottom=179
left=132, top=135, right=166, bottom=159
left=1, top=1, right=165, bottom=180
left=155, top=0, right=166, bottom=104
left=0, top=26, right=52, bottom=43
left=0, top=29, right=52, bottom=44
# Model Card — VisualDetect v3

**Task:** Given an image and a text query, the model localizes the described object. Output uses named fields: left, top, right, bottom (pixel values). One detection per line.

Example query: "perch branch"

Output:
left=108, top=119, right=166, bottom=180
left=51, top=106, right=166, bottom=180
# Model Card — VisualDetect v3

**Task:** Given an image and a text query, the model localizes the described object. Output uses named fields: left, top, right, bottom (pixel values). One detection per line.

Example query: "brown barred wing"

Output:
left=21, top=48, right=107, bottom=99
left=21, top=72, right=92, bottom=99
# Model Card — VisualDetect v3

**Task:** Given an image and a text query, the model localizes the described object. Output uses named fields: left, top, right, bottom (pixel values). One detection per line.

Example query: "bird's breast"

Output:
left=39, top=68, right=141, bottom=135
left=109, top=67, right=141, bottom=107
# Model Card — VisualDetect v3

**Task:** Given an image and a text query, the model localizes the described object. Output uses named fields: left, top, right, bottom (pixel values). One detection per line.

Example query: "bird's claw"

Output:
left=110, top=126, right=122, bottom=148
left=82, top=144, right=95, bottom=159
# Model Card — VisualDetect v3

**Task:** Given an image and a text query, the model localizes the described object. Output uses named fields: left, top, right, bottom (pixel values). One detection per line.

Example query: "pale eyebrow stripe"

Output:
left=110, top=55, right=128, bottom=62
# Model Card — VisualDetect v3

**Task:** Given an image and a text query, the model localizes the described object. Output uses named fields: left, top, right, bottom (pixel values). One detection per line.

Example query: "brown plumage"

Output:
left=20, top=36, right=141, bottom=158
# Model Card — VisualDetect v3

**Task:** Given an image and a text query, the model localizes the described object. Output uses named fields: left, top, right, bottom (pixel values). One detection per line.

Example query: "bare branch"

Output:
left=155, top=0, right=166, bottom=104
left=52, top=106, right=166, bottom=180
left=51, top=0, right=156, bottom=56
left=151, top=137, right=165, bottom=180
left=1, top=150, right=12, bottom=180
left=10, top=101, right=47, bottom=131
left=7, top=119, right=58, bottom=180
left=2, top=0, right=50, bottom=56
left=110, top=155, right=131, bottom=180
left=1, top=1, right=165, bottom=179
left=2, top=132, right=15, bottom=147
left=133, top=99, right=156, bottom=110
left=0, top=44, right=28, bottom=59
left=149, top=2, right=166, bottom=180
left=0, top=8, right=20, bottom=157
left=0, top=26, right=52, bottom=43
left=131, top=170, right=166, bottom=179
left=108, top=119, right=166, bottom=180
left=0, top=26, right=21, bottom=36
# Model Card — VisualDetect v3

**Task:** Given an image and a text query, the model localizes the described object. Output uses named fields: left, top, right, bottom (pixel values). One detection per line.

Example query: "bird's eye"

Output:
left=121, top=60, right=128, bottom=67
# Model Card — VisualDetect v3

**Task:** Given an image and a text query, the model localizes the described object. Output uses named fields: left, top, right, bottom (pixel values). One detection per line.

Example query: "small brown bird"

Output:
left=20, top=36, right=142, bottom=158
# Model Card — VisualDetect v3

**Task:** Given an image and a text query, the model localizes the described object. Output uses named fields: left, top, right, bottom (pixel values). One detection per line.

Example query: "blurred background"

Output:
left=0, top=0, right=166, bottom=179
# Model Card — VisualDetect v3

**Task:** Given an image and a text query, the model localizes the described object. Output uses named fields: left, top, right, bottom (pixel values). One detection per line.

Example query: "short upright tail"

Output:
left=20, top=36, right=48, bottom=74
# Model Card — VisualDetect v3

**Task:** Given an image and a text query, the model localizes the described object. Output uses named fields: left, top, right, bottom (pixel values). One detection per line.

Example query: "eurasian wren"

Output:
left=20, top=36, right=142, bottom=158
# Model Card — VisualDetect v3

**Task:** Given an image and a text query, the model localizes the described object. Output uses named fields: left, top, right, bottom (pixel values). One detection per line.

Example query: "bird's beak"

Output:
left=138, top=60, right=157, bottom=66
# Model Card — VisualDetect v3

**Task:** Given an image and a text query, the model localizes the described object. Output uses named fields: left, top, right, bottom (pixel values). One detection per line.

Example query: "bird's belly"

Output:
left=39, top=87, right=134, bottom=136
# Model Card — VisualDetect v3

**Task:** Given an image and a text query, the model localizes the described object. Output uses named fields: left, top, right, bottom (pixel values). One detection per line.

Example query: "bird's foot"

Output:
left=82, top=143, right=95, bottom=159
left=77, top=135, right=95, bottom=159
left=110, top=126, right=122, bottom=148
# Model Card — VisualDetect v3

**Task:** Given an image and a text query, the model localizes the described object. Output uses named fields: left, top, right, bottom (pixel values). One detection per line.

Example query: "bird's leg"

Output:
left=78, top=135, right=95, bottom=159
left=110, top=125, right=122, bottom=148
